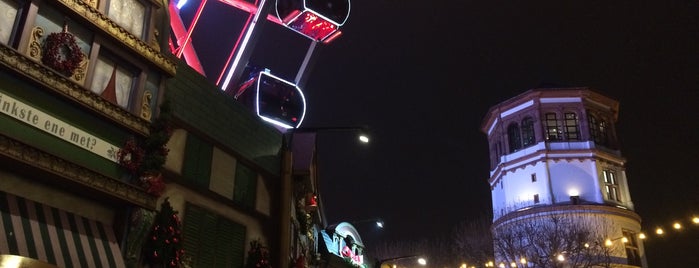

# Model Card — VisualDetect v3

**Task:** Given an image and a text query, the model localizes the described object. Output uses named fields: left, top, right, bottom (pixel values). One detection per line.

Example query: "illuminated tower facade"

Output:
left=481, top=88, right=647, bottom=267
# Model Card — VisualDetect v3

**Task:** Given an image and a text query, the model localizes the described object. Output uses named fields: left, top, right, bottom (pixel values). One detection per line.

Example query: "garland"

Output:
left=117, top=101, right=173, bottom=197
left=42, top=31, right=83, bottom=76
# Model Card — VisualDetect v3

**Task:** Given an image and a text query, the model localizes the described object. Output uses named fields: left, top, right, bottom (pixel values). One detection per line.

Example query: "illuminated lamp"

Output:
left=234, top=70, right=306, bottom=129
left=276, top=0, right=350, bottom=42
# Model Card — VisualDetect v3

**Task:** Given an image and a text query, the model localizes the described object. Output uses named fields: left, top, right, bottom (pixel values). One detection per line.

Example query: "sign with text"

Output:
left=0, top=91, right=119, bottom=163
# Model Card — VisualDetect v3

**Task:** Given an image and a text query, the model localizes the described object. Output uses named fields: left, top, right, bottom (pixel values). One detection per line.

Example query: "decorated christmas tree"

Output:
left=245, top=240, right=272, bottom=268
left=144, top=198, right=186, bottom=267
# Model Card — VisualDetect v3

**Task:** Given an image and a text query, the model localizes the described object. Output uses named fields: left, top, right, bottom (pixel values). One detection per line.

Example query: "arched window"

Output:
left=544, top=113, right=560, bottom=141
left=508, top=123, right=522, bottom=153
left=564, top=112, right=580, bottom=140
left=521, top=117, right=535, bottom=147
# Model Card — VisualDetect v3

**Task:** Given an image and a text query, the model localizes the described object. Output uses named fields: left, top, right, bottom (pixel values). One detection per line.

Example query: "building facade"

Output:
left=481, top=88, right=647, bottom=267
left=0, top=0, right=284, bottom=267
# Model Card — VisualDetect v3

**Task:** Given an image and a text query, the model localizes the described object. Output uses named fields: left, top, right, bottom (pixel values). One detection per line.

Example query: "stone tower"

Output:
left=481, top=88, right=646, bottom=267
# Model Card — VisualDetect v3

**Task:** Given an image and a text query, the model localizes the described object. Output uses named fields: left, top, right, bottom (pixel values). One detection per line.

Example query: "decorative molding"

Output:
left=141, top=91, right=153, bottom=121
left=0, top=44, right=150, bottom=135
left=0, top=134, right=156, bottom=210
left=57, top=0, right=177, bottom=76
left=27, top=27, right=43, bottom=61
left=493, top=204, right=642, bottom=228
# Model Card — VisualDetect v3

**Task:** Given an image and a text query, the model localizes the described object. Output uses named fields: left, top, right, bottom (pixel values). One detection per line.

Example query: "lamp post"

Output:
left=375, top=255, right=427, bottom=268
left=279, top=125, right=370, bottom=268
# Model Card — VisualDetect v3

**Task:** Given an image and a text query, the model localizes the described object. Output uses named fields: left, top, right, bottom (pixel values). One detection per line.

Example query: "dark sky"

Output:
left=181, top=0, right=699, bottom=265
left=294, top=1, right=699, bottom=266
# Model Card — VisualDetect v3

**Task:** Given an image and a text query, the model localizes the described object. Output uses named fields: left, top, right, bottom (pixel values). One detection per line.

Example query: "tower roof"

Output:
left=481, top=87, right=620, bottom=134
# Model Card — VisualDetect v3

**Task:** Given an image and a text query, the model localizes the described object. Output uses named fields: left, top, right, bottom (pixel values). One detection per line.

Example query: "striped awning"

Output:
left=0, top=191, right=126, bottom=268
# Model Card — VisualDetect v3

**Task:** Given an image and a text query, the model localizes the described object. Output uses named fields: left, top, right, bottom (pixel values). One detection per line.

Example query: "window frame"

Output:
left=521, top=116, right=535, bottom=147
left=622, top=229, right=642, bottom=266
left=544, top=112, right=561, bottom=141
left=563, top=112, right=580, bottom=140
left=507, top=123, right=522, bottom=153
left=602, top=169, right=621, bottom=202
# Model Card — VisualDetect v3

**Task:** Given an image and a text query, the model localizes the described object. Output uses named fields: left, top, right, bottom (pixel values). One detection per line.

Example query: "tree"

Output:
left=143, top=198, right=186, bottom=267
left=492, top=213, right=620, bottom=268
left=451, top=215, right=494, bottom=267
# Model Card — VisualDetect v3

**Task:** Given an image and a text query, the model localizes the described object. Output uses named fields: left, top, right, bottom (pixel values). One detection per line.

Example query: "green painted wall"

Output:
left=0, top=70, right=128, bottom=178
left=164, top=63, right=282, bottom=176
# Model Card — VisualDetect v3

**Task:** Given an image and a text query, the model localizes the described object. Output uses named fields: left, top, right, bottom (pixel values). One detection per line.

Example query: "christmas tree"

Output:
left=245, top=240, right=272, bottom=268
left=144, top=198, right=186, bottom=267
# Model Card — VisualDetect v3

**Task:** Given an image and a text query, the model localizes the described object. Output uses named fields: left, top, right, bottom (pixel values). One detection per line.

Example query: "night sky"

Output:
left=296, top=1, right=699, bottom=266
left=181, top=0, right=699, bottom=265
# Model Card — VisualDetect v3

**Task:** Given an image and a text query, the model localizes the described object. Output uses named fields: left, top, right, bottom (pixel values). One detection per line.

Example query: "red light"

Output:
left=285, top=10, right=338, bottom=41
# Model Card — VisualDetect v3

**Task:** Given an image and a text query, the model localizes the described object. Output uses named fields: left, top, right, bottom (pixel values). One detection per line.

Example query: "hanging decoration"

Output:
left=117, top=101, right=173, bottom=197
left=42, top=26, right=84, bottom=77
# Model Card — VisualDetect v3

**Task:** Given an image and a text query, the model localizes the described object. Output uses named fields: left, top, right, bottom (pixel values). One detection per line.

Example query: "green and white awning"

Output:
left=0, top=191, right=125, bottom=268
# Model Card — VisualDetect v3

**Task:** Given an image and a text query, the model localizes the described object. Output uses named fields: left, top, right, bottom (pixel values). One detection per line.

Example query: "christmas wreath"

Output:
left=117, top=137, right=145, bottom=175
left=42, top=31, right=83, bottom=76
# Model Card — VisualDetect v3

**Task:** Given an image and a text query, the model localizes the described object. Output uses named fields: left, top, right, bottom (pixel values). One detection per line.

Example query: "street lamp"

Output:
left=280, top=125, right=370, bottom=268
left=375, top=255, right=427, bottom=268
left=350, top=218, right=384, bottom=229
left=292, top=126, right=370, bottom=144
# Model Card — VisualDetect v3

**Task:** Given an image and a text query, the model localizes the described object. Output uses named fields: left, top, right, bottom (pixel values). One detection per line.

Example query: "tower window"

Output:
left=623, top=230, right=642, bottom=266
left=603, top=170, right=621, bottom=202
left=508, top=123, right=522, bottom=153
left=531, top=173, right=537, bottom=182
left=521, top=117, right=535, bottom=147
left=564, top=112, right=580, bottom=140
left=544, top=113, right=560, bottom=141
left=533, top=194, right=540, bottom=204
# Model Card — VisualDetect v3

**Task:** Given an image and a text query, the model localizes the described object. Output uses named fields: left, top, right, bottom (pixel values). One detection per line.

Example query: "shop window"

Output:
left=107, top=0, right=147, bottom=39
